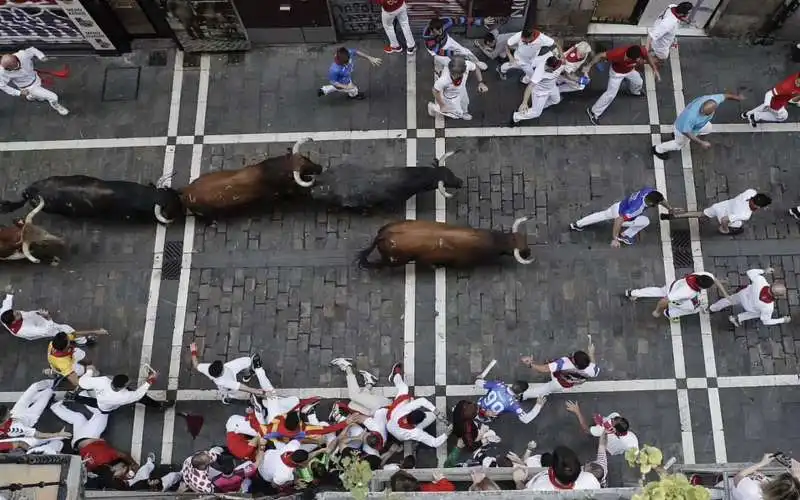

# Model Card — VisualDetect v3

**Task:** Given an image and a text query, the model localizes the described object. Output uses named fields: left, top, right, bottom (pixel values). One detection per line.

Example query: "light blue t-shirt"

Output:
left=674, top=94, right=725, bottom=135
left=328, top=49, right=357, bottom=85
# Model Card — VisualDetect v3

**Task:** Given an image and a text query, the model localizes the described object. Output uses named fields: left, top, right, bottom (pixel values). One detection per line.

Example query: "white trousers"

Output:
left=346, top=368, right=390, bottom=416
left=521, top=378, right=563, bottom=400
left=591, top=68, right=643, bottom=117
left=255, top=369, right=299, bottom=422
left=513, top=89, right=561, bottom=123
left=709, top=292, right=761, bottom=323
left=630, top=285, right=699, bottom=318
left=67, top=347, right=87, bottom=377
left=656, top=122, right=712, bottom=153
left=382, top=5, right=414, bottom=49
left=703, top=202, right=743, bottom=228
left=500, top=59, right=535, bottom=83
left=11, top=380, right=53, bottom=427
left=27, top=440, right=64, bottom=455
left=215, top=356, right=253, bottom=396
left=321, top=84, right=359, bottom=97
left=50, top=401, right=109, bottom=446
left=15, top=316, right=74, bottom=341
left=575, top=202, right=650, bottom=238
left=428, top=93, right=469, bottom=119
left=431, top=38, right=477, bottom=73
left=21, top=76, right=60, bottom=106
left=746, top=90, right=789, bottom=123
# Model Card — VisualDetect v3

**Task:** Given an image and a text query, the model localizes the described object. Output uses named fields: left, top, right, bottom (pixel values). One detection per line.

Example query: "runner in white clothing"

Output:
left=627, top=271, right=731, bottom=321
left=0, top=293, right=105, bottom=344
left=0, top=380, right=71, bottom=453
left=428, top=56, right=488, bottom=121
left=498, top=28, right=558, bottom=83
left=385, top=362, right=450, bottom=448
left=565, top=401, right=639, bottom=456
left=709, top=268, right=791, bottom=327
left=0, top=47, right=68, bottom=115
left=661, top=189, right=771, bottom=234
left=190, top=343, right=269, bottom=402
left=72, top=365, right=173, bottom=412
left=519, top=339, right=599, bottom=400
left=646, top=2, right=693, bottom=61
left=329, top=358, right=389, bottom=416
left=556, top=41, right=593, bottom=93
left=511, top=56, right=564, bottom=124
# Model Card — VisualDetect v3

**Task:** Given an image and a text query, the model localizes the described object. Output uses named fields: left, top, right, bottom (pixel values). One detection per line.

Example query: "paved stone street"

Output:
left=1, top=36, right=799, bottom=475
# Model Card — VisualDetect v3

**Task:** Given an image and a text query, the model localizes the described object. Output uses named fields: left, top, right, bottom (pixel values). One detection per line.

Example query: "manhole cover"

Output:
left=101, top=67, right=140, bottom=102
left=671, top=229, right=692, bottom=268
left=162, top=240, right=183, bottom=280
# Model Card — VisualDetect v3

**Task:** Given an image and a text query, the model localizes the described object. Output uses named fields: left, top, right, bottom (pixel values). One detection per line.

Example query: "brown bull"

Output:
left=154, top=138, right=322, bottom=223
left=357, top=216, right=535, bottom=268
left=0, top=199, right=66, bottom=265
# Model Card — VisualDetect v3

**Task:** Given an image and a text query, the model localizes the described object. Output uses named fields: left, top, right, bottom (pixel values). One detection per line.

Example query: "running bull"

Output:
left=299, top=151, right=464, bottom=209
left=357, top=216, right=535, bottom=268
left=0, top=199, right=66, bottom=265
left=0, top=139, right=321, bottom=224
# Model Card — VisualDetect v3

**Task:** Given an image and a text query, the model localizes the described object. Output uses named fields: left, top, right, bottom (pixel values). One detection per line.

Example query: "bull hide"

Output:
left=309, top=163, right=428, bottom=209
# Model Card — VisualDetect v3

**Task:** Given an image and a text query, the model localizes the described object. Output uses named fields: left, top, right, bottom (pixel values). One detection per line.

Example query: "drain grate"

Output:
left=671, top=229, right=693, bottom=268
left=162, top=241, right=183, bottom=280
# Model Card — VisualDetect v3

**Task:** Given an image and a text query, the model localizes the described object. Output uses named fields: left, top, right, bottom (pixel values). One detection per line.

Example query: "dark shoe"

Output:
left=569, top=222, right=583, bottom=232
left=298, top=396, right=322, bottom=415
left=509, top=114, right=518, bottom=127
left=741, top=112, right=757, bottom=128
left=251, top=353, right=262, bottom=370
left=495, top=65, right=507, bottom=80
left=660, top=213, right=674, bottom=220
left=241, top=370, right=253, bottom=383
left=349, top=92, right=366, bottom=100
left=406, top=46, right=416, bottom=55
left=652, top=145, right=670, bottom=160
left=790, top=207, right=800, bottom=220
left=317, top=88, right=324, bottom=97
left=616, top=235, right=635, bottom=246
left=586, top=107, right=599, bottom=125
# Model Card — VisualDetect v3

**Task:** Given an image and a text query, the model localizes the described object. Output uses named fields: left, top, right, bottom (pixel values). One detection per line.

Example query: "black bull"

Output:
left=302, top=151, right=464, bottom=209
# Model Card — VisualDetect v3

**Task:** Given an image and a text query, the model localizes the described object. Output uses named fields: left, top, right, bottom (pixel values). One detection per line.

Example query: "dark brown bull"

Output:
left=0, top=199, right=66, bottom=265
left=154, top=138, right=322, bottom=223
left=357, top=216, right=535, bottom=268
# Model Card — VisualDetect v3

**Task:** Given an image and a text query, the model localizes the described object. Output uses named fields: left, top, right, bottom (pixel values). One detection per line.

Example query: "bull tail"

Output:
left=0, top=199, right=26, bottom=214
left=356, top=235, right=382, bottom=269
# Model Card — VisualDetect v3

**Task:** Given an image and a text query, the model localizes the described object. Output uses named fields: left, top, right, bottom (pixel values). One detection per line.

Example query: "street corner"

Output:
left=0, top=51, right=176, bottom=142
left=204, top=41, right=407, bottom=135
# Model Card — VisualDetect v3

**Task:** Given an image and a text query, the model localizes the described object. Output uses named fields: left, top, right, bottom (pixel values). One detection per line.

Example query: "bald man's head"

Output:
left=701, top=99, right=718, bottom=115
left=771, top=282, right=787, bottom=298
left=0, top=55, right=19, bottom=70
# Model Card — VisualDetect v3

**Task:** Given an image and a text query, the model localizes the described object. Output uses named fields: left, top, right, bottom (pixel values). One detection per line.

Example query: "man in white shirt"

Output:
left=662, top=189, right=771, bottom=235
left=710, top=268, right=791, bottom=327
left=646, top=3, right=693, bottom=61
left=498, top=27, right=557, bottom=83
left=627, top=271, right=730, bottom=321
left=0, top=47, right=68, bottom=115
left=519, top=340, right=599, bottom=400
left=190, top=343, right=269, bottom=403
left=0, top=380, right=71, bottom=452
left=428, top=56, right=488, bottom=121
left=474, top=28, right=515, bottom=63
left=385, top=362, right=450, bottom=448
left=72, top=365, right=172, bottom=413
left=565, top=401, right=639, bottom=456
left=0, top=292, right=105, bottom=344
left=256, top=439, right=308, bottom=487
left=330, top=357, right=389, bottom=415
left=514, top=445, right=601, bottom=491
left=511, top=56, right=564, bottom=125
left=50, top=400, right=108, bottom=449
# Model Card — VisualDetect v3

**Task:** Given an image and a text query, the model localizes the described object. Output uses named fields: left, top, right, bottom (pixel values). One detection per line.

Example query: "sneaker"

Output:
left=51, top=103, right=69, bottom=116
left=330, top=357, right=353, bottom=370
left=790, top=208, right=800, bottom=220
left=220, top=394, right=231, bottom=405
left=616, top=235, right=635, bottom=246
left=251, top=353, right=262, bottom=370
left=348, top=92, right=366, bottom=100
left=329, top=402, right=347, bottom=422
left=461, top=113, right=472, bottom=121
left=406, top=46, right=416, bottom=55
left=624, top=289, right=637, bottom=302
left=299, top=396, right=321, bottom=415
left=427, top=102, right=438, bottom=117
left=495, top=65, right=507, bottom=80
left=586, top=107, right=599, bottom=125
left=388, top=362, right=403, bottom=382
left=509, top=114, right=518, bottom=127
left=384, top=45, right=403, bottom=54
left=241, top=370, right=253, bottom=383
left=476, top=61, right=488, bottom=71
left=317, top=88, right=324, bottom=97
left=146, top=451, right=156, bottom=463
left=741, top=112, right=757, bottom=128
left=660, top=213, right=674, bottom=220
left=25, top=94, right=35, bottom=101
left=569, top=222, right=583, bottom=232
left=652, top=145, right=670, bottom=160
left=42, top=368, right=58, bottom=378
left=728, top=315, right=741, bottom=327
left=359, top=370, right=378, bottom=387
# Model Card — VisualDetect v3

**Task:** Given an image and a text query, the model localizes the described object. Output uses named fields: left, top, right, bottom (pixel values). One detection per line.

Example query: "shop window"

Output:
left=106, top=0, right=156, bottom=34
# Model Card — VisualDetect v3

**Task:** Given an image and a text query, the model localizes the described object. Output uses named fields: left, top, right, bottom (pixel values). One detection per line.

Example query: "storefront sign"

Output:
left=0, top=0, right=115, bottom=50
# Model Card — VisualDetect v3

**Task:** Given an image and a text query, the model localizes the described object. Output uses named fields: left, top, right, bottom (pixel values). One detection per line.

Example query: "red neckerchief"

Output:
left=280, top=452, right=298, bottom=468
left=451, top=76, right=463, bottom=86
left=6, top=319, right=22, bottom=334
left=397, top=416, right=414, bottom=429
left=548, top=468, right=575, bottom=490
left=49, top=347, right=74, bottom=358
left=615, top=430, right=628, bottom=436
left=759, top=286, right=774, bottom=304
left=566, top=51, right=582, bottom=63
left=685, top=274, right=701, bottom=291
left=368, top=431, right=384, bottom=450
left=523, top=31, right=541, bottom=44
left=0, top=419, right=11, bottom=437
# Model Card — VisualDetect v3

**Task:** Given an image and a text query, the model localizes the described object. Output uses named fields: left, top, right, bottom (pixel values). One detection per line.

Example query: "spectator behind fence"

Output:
left=716, top=453, right=800, bottom=500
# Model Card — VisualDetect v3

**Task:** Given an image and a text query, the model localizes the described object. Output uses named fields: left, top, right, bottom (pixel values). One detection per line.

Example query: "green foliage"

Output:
left=632, top=473, right=711, bottom=500
left=626, top=444, right=664, bottom=475
left=339, top=455, right=373, bottom=500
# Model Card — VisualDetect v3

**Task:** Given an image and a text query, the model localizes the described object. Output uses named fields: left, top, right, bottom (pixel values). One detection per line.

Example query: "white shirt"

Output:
left=197, top=363, right=241, bottom=393
left=258, top=440, right=300, bottom=486
left=732, top=477, right=765, bottom=500
left=739, top=269, right=787, bottom=325
left=362, top=407, right=389, bottom=457
left=547, top=356, right=599, bottom=388
left=589, top=412, right=639, bottom=455
left=0, top=47, right=45, bottom=97
left=433, top=60, right=476, bottom=101
left=385, top=396, right=445, bottom=448
left=526, top=470, right=601, bottom=490
left=78, top=369, right=151, bottom=412
left=705, top=189, right=757, bottom=225
left=1, top=295, right=73, bottom=340
left=507, top=31, right=556, bottom=65
left=667, top=271, right=714, bottom=304
left=648, top=5, right=681, bottom=56
left=530, top=62, right=564, bottom=96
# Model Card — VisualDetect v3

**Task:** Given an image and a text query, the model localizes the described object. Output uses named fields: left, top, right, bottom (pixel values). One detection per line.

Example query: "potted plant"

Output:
left=339, top=455, right=373, bottom=500
left=625, top=445, right=711, bottom=500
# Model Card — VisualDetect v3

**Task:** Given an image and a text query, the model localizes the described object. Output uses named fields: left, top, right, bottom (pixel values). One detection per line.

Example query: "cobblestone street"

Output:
left=1, top=36, right=799, bottom=474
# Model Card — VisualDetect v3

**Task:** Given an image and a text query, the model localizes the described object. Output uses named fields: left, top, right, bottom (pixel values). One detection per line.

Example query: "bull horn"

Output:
left=293, top=170, right=315, bottom=188
left=155, top=172, right=176, bottom=188
left=21, top=241, right=40, bottom=264
left=24, top=197, right=45, bottom=224
left=292, top=137, right=313, bottom=155
left=154, top=205, right=173, bottom=224
left=437, top=181, right=454, bottom=198
left=512, top=216, right=530, bottom=233
left=433, top=149, right=461, bottom=167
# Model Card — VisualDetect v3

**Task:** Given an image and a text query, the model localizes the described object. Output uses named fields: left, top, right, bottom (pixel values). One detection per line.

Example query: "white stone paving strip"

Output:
left=404, top=52, right=417, bottom=388
left=643, top=52, right=695, bottom=464
left=160, top=54, right=211, bottom=465
left=433, top=82, right=448, bottom=466
left=130, top=50, right=184, bottom=463
left=670, top=47, right=728, bottom=463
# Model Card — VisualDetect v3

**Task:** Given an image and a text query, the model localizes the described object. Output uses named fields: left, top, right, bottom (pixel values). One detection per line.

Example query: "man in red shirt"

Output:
left=584, top=45, right=660, bottom=124
left=743, top=72, right=800, bottom=127
left=374, top=0, right=415, bottom=55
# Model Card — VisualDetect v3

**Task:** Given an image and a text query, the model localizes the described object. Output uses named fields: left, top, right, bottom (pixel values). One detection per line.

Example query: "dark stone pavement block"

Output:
left=442, top=136, right=673, bottom=384
left=171, top=401, right=243, bottom=462
left=0, top=51, right=174, bottom=141
left=687, top=389, right=715, bottom=463
left=178, top=69, right=201, bottom=136
left=720, top=387, right=800, bottom=461
left=204, top=41, right=406, bottom=135
left=680, top=321, right=710, bottom=379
